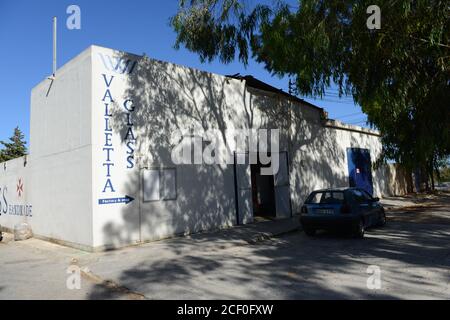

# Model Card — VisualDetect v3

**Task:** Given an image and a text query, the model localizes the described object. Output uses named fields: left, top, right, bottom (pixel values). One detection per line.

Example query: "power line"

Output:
left=320, top=99, right=357, bottom=104
left=305, top=98, right=356, bottom=105
left=346, top=116, right=368, bottom=122
left=348, top=117, right=367, bottom=121
left=348, top=120, right=368, bottom=125
left=324, top=92, right=353, bottom=98
left=335, top=112, right=365, bottom=119
left=324, top=96, right=355, bottom=101
left=324, top=89, right=351, bottom=94
left=338, top=115, right=367, bottom=122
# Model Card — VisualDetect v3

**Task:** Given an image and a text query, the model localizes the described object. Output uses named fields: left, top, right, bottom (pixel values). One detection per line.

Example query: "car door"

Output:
left=352, top=189, right=373, bottom=226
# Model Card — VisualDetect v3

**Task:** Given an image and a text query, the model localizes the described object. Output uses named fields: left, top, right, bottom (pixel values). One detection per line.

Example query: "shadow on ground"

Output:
left=88, top=51, right=448, bottom=300
left=87, top=218, right=450, bottom=299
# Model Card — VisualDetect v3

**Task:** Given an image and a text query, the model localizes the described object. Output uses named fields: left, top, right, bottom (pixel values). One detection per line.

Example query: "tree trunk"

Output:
left=429, top=158, right=435, bottom=191
left=434, top=164, right=441, bottom=183
left=407, top=168, right=414, bottom=193
left=424, top=166, right=430, bottom=191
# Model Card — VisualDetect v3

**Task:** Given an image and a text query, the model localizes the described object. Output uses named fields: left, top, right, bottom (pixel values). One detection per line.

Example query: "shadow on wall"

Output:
left=88, top=218, right=450, bottom=299
left=377, top=164, right=411, bottom=196
left=100, top=50, right=366, bottom=246
left=86, top=51, right=444, bottom=300
left=289, top=108, right=347, bottom=210
left=102, top=51, right=257, bottom=246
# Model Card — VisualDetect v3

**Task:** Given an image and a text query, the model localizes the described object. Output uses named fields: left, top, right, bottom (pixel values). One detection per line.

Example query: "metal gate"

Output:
left=233, top=152, right=253, bottom=225
left=273, top=151, right=292, bottom=218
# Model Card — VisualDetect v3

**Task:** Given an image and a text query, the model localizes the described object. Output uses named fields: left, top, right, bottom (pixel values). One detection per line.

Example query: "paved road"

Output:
left=84, top=221, right=449, bottom=299
left=1, top=195, right=449, bottom=300
left=0, top=235, right=95, bottom=299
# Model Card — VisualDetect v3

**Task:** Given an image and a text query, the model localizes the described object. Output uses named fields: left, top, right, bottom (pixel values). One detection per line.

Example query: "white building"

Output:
left=0, top=45, right=407, bottom=251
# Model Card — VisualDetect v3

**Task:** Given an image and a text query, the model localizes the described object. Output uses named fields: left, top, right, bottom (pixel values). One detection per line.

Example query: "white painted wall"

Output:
left=89, top=46, right=387, bottom=249
left=0, top=47, right=94, bottom=249
left=1, top=45, right=398, bottom=251
left=0, top=157, right=31, bottom=229
left=245, top=87, right=384, bottom=214
left=91, top=46, right=243, bottom=248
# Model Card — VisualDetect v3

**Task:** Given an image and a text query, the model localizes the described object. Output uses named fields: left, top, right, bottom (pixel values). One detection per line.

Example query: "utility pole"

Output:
left=52, top=16, right=57, bottom=77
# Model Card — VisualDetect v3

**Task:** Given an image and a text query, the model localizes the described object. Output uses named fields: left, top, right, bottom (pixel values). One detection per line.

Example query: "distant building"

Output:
left=0, top=46, right=408, bottom=251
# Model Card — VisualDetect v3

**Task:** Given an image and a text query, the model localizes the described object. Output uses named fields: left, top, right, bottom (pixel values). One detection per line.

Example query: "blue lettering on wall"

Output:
left=104, top=117, right=112, bottom=132
left=124, top=127, right=136, bottom=141
left=98, top=53, right=137, bottom=75
left=103, top=147, right=114, bottom=162
left=102, top=89, right=114, bottom=102
left=101, top=73, right=116, bottom=193
left=123, top=99, right=135, bottom=112
left=98, top=195, right=134, bottom=205
left=127, top=156, right=134, bottom=169
left=103, top=179, right=116, bottom=193
left=0, top=186, right=32, bottom=217
left=102, top=73, right=114, bottom=86
left=104, top=103, right=112, bottom=116
left=97, top=55, right=140, bottom=200
left=104, top=132, right=113, bottom=147
left=123, top=99, right=136, bottom=169
left=0, top=186, right=7, bottom=214
left=126, top=141, right=135, bottom=155
left=103, top=162, right=114, bottom=177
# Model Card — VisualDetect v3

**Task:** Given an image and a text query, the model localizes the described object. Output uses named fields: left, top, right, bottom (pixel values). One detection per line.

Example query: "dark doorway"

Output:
left=251, top=161, right=276, bottom=218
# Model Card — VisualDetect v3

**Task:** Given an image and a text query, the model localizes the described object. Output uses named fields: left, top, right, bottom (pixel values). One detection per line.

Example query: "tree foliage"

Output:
left=0, top=127, right=28, bottom=162
left=171, top=0, right=450, bottom=185
left=438, top=165, right=450, bottom=182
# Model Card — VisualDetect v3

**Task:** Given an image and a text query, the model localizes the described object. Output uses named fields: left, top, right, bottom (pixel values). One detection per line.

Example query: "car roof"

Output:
left=311, top=187, right=359, bottom=193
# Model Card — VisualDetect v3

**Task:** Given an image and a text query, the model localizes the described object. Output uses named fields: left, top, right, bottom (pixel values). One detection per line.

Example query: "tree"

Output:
left=435, top=157, right=450, bottom=183
left=171, top=0, right=450, bottom=189
left=438, top=166, right=450, bottom=183
left=0, top=127, right=28, bottom=162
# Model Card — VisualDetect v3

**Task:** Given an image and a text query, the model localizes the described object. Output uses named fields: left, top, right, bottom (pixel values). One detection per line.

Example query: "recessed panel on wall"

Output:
left=142, top=168, right=177, bottom=202
left=143, top=169, right=160, bottom=202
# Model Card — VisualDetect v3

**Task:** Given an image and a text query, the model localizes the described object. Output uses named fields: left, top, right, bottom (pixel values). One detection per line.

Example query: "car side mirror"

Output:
left=372, top=197, right=380, bottom=202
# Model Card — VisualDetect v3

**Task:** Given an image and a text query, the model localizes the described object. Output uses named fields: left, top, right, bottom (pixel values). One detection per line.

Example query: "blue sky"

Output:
left=0, top=0, right=367, bottom=147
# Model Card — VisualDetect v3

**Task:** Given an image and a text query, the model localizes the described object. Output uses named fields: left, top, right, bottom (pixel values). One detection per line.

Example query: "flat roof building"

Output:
left=0, top=45, right=408, bottom=251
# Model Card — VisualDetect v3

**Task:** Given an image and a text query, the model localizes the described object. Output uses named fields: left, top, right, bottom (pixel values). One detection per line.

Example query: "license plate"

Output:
left=316, top=209, right=334, bottom=214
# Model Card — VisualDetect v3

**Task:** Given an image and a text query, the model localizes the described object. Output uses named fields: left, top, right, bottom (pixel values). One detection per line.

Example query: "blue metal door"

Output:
left=347, top=148, right=374, bottom=195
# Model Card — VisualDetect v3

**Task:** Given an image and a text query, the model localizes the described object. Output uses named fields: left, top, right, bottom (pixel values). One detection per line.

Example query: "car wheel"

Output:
left=304, top=228, right=316, bottom=236
left=354, top=219, right=365, bottom=238
left=378, top=210, right=386, bottom=227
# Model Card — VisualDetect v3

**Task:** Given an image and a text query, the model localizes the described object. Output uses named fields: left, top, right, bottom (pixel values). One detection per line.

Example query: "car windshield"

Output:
left=306, top=191, right=345, bottom=204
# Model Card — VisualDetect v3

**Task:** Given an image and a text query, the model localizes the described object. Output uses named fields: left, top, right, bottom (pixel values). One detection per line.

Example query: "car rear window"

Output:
left=306, top=191, right=345, bottom=204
